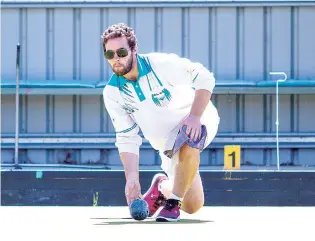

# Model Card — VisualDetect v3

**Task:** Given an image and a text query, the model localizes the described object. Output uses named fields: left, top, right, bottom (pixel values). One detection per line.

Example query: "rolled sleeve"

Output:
left=116, top=125, right=142, bottom=156
left=189, top=62, right=215, bottom=93
left=103, top=87, right=142, bottom=156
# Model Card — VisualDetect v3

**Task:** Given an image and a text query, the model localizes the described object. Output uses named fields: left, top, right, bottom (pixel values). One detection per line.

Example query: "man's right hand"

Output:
left=125, top=178, right=142, bottom=206
left=120, top=152, right=141, bottom=206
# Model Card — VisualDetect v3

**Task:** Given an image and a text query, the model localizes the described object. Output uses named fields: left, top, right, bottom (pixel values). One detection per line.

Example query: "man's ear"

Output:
left=131, top=50, right=137, bottom=58
left=132, top=45, right=138, bottom=54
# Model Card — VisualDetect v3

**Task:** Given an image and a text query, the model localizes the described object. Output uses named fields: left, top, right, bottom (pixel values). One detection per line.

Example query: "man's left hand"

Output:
left=179, top=115, right=202, bottom=142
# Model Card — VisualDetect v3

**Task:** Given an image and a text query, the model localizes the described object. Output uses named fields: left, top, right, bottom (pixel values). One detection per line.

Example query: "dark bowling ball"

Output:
left=130, top=199, right=149, bottom=221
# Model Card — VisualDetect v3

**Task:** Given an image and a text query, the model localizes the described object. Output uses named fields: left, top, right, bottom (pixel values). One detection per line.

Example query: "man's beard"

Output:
left=112, top=56, right=133, bottom=76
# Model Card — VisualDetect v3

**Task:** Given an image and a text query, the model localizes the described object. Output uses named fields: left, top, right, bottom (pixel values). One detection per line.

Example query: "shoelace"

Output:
left=152, top=194, right=166, bottom=209
left=164, top=199, right=181, bottom=211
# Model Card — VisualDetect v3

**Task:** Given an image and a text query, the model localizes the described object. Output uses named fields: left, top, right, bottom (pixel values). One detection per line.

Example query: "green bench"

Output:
left=1, top=79, right=315, bottom=95
left=0, top=79, right=99, bottom=95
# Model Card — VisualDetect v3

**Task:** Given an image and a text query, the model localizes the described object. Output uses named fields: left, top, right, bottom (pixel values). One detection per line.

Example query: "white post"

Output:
left=269, top=72, right=287, bottom=171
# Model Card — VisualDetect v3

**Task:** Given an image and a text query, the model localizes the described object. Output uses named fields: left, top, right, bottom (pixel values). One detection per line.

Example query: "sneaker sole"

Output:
left=156, top=216, right=180, bottom=222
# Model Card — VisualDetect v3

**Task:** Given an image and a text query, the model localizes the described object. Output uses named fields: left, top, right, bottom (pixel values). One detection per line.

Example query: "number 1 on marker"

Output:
left=224, top=145, right=241, bottom=170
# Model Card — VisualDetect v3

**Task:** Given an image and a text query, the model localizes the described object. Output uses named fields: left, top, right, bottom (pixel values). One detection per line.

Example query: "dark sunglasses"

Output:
left=104, top=48, right=129, bottom=60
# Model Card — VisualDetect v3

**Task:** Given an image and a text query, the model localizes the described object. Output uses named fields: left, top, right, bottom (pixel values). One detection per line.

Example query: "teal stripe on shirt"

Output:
left=117, top=123, right=137, bottom=134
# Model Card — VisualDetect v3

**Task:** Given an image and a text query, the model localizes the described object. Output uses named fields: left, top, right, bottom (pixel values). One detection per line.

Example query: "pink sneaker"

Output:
left=143, top=173, right=168, bottom=217
left=156, top=199, right=181, bottom=222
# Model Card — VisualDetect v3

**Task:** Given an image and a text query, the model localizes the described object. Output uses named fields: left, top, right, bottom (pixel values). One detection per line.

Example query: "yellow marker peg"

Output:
left=224, top=145, right=241, bottom=170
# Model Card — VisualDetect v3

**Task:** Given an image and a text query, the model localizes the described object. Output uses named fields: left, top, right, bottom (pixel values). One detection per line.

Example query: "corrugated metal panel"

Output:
left=2, top=7, right=315, bottom=80
left=1, top=5, right=315, bottom=166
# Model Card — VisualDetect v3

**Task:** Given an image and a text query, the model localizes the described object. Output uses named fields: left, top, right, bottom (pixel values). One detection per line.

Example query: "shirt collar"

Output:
left=112, top=54, right=151, bottom=87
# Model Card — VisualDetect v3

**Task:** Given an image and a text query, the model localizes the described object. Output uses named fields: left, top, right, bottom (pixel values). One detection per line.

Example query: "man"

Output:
left=101, top=23, right=220, bottom=222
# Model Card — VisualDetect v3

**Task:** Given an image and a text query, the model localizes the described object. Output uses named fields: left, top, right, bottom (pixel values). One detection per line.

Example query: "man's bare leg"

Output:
left=171, top=144, right=200, bottom=198
left=158, top=143, right=204, bottom=213
left=154, top=144, right=204, bottom=221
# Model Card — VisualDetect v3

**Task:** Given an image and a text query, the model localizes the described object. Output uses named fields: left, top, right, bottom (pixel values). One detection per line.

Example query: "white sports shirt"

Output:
left=103, top=52, right=220, bottom=156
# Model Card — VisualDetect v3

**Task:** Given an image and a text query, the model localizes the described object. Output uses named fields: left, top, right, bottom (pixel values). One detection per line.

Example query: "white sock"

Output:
left=158, top=182, right=163, bottom=192
left=158, top=179, right=170, bottom=192
left=158, top=180, right=174, bottom=199
left=169, top=193, right=183, bottom=202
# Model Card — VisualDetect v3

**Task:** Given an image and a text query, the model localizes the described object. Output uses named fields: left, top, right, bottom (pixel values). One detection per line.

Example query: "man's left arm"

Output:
left=188, top=60, right=215, bottom=117
left=176, top=55, right=216, bottom=140
left=189, top=89, right=211, bottom=118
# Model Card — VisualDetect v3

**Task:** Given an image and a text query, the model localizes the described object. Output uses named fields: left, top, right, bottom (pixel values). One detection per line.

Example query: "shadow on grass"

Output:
left=91, top=217, right=213, bottom=225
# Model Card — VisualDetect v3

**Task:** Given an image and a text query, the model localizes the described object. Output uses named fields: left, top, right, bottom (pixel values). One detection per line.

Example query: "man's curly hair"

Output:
left=101, top=23, right=138, bottom=51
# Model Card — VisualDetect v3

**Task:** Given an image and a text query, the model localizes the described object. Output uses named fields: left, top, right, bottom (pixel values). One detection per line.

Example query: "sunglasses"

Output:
left=104, top=48, right=129, bottom=60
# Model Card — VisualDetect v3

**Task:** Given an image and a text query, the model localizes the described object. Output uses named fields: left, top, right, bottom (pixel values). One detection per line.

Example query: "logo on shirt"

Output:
left=146, top=69, right=172, bottom=107
left=151, top=86, right=172, bottom=107
left=143, top=56, right=172, bottom=108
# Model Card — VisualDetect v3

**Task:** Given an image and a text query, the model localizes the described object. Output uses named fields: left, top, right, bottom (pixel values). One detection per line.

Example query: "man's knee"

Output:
left=181, top=174, right=205, bottom=214
left=179, top=144, right=200, bottom=161
left=181, top=195, right=204, bottom=214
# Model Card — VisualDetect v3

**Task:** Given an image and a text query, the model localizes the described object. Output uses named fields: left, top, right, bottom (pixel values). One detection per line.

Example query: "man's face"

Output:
left=104, top=37, right=134, bottom=76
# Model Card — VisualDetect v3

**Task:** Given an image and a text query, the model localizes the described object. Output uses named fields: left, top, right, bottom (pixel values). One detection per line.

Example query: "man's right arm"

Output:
left=102, top=87, right=142, bottom=181
left=120, top=152, right=139, bottom=181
